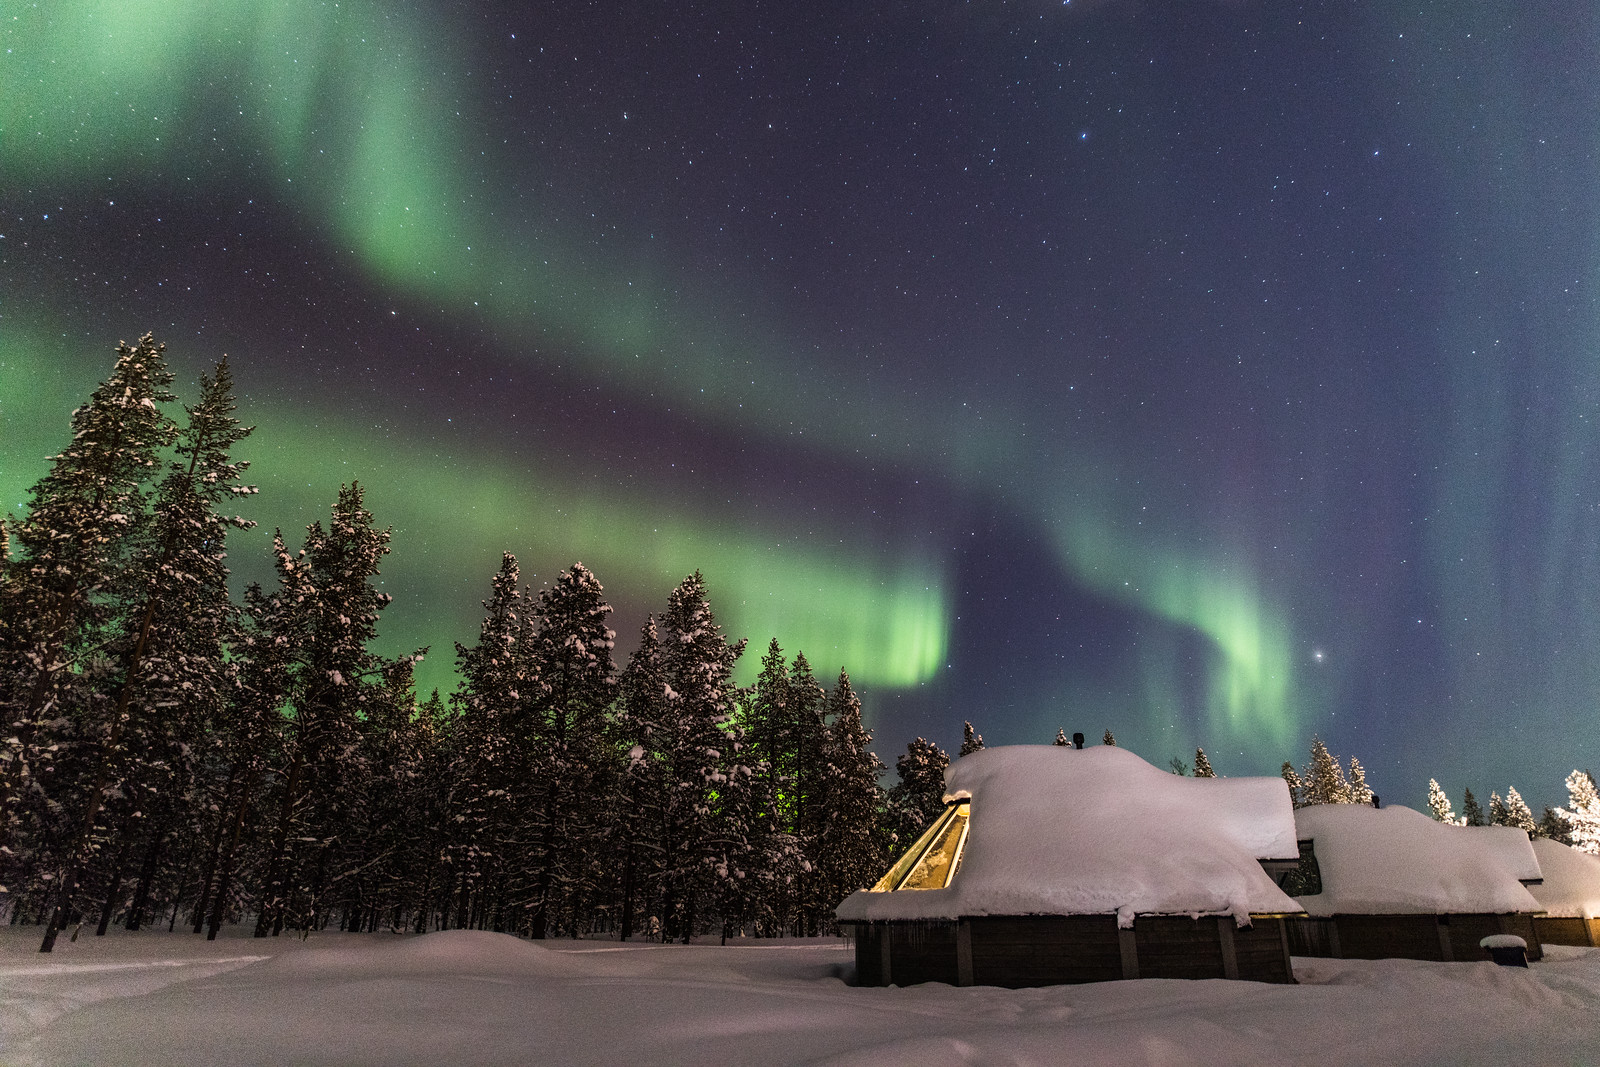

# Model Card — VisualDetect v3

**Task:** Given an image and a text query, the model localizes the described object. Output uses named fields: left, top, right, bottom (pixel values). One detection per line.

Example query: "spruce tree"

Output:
left=523, top=562, right=617, bottom=938
left=1301, top=737, right=1350, bottom=806
left=1461, top=787, right=1486, bottom=826
left=1537, top=806, right=1575, bottom=845
left=445, top=553, right=534, bottom=930
left=1193, top=748, right=1216, bottom=778
left=1556, top=771, right=1600, bottom=854
left=253, top=484, right=394, bottom=937
left=1102, top=729, right=1116, bottom=746
left=1489, top=791, right=1509, bottom=827
left=958, top=721, right=985, bottom=757
left=1346, top=758, right=1374, bottom=805
left=1426, top=779, right=1457, bottom=823
left=1053, top=729, right=1069, bottom=746
left=613, top=615, right=670, bottom=940
left=40, top=354, right=253, bottom=952
left=655, top=572, right=745, bottom=942
left=814, top=672, right=885, bottom=922
left=1280, top=761, right=1303, bottom=808
left=1, top=335, right=178, bottom=898
left=888, top=737, right=949, bottom=844
left=1501, top=787, right=1537, bottom=835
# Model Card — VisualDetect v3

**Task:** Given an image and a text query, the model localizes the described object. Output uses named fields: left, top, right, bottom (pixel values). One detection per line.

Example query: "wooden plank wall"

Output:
left=1534, top=915, right=1599, bottom=947
left=848, top=915, right=1296, bottom=987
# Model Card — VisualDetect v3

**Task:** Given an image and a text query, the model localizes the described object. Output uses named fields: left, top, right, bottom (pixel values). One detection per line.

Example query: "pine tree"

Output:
left=613, top=615, right=670, bottom=941
left=814, top=672, right=885, bottom=923
left=888, top=737, right=949, bottom=845
left=1, top=335, right=178, bottom=897
left=1426, top=779, right=1457, bottom=823
left=1461, top=788, right=1486, bottom=826
left=40, top=354, right=254, bottom=952
left=958, top=721, right=984, bottom=757
left=1053, top=729, right=1070, bottom=746
left=445, top=553, right=534, bottom=931
left=1300, top=737, right=1350, bottom=806
left=1501, top=786, right=1537, bottom=835
left=1102, top=729, right=1116, bottom=746
left=1489, top=791, right=1508, bottom=827
left=1346, top=758, right=1374, bottom=805
left=654, top=572, right=745, bottom=942
left=1537, top=806, right=1574, bottom=845
left=523, top=562, right=617, bottom=938
left=1557, top=770, right=1600, bottom=855
left=1193, top=748, right=1216, bottom=778
left=253, top=484, right=394, bottom=937
left=1280, top=762, right=1303, bottom=808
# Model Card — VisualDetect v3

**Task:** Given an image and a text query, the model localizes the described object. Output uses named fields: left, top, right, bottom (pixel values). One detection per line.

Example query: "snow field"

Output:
left=2, top=929, right=1599, bottom=1066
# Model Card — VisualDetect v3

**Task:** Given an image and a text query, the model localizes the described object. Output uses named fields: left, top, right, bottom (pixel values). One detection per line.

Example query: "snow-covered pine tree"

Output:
left=1102, top=730, right=1116, bottom=746
left=814, top=671, right=885, bottom=926
left=1461, top=787, right=1486, bottom=826
left=1537, top=806, right=1574, bottom=845
left=1300, top=737, right=1350, bottom=806
left=958, top=721, right=985, bottom=757
left=1280, top=762, right=1303, bottom=808
left=1193, top=749, right=1216, bottom=778
left=1489, top=791, right=1509, bottom=827
left=0, top=335, right=178, bottom=900
left=887, top=737, right=949, bottom=846
left=1053, top=729, right=1070, bottom=746
left=444, top=553, right=534, bottom=930
left=612, top=615, right=670, bottom=941
left=1502, top=786, right=1537, bottom=835
left=253, top=484, right=393, bottom=937
left=40, top=354, right=253, bottom=952
left=1346, top=758, right=1374, bottom=805
left=522, top=562, right=617, bottom=938
left=1426, top=779, right=1457, bottom=823
left=655, top=572, right=745, bottom=942
left=1557, top=770, right=1600, bottom=855
left=786, top=651, right=832, bottom=935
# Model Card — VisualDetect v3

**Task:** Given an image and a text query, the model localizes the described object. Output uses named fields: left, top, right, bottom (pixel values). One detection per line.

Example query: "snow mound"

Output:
left=1293, top=804, right=1541, bottom=916
left=255, top=930, right=586, bottom=979
left=1529, top=838, right=1600, bottom=918
left=837, top=745, right=1298, bottom=925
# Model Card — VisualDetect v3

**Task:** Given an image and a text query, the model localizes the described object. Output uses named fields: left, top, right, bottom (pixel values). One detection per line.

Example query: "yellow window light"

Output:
left=868, top=800, right=970, bottom=892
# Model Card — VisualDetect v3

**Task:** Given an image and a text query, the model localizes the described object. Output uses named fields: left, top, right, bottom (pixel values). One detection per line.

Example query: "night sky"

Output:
left=4, top=2, right=1597, bottom=810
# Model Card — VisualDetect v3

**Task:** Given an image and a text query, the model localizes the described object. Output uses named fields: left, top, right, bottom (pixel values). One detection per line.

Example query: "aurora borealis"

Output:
left=3, top=1, right=1597, bottom=807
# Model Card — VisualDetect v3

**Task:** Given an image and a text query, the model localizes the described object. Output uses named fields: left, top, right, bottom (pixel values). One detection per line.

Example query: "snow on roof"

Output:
left=1292, top=804, right=1541, bottom=917
left=836, top=744, right=1299, bottom=927
left=1528, top=839, right=1600, bottom=919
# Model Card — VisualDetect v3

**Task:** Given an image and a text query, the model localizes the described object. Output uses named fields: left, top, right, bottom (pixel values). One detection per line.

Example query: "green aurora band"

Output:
left=2, top=1, right=1302, bottom=746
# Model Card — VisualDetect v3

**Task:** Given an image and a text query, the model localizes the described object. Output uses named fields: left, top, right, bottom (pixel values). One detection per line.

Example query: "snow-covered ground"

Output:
left=2, top=928, right=1598, bottom=1066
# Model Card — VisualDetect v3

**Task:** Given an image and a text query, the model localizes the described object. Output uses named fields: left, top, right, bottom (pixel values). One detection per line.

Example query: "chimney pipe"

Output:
left=1072, top=732, right=1084, bottom=750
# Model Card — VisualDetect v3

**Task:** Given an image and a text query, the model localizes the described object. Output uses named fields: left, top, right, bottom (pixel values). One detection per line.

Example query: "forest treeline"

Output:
left=0, top=335, right=955, bottom=951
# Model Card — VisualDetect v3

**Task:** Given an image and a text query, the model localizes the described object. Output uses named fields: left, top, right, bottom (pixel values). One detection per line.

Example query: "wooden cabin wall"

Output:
left=846, top=915, right=1295, bottom=987
left=1533, top=915, right=1600, bottom=948
left=1286, top=913, right=1544, bottom=962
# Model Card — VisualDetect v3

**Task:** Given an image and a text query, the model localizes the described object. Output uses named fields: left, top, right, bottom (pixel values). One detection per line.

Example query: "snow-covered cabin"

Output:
left=1528, top=838, right=1600, bottom=947
left=1284, top=803, right=1545, bottom=962
left=836, top=745, right=1303, bottom=986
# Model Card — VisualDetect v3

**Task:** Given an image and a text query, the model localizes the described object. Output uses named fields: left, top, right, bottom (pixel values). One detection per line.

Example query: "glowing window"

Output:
left=868, top=800, right=970, bottom=892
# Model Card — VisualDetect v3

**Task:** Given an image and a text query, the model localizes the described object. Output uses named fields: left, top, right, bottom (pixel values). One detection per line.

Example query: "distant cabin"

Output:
left=836, top=745, right=1303, bottom=987
left=1282, top=804, right=1545, bottom=962
left=1528, top=838, right=1600, bottom=947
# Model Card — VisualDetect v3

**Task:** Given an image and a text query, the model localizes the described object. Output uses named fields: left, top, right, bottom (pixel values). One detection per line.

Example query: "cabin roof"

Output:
left=1528, top=838, right=1600, bottom=919
left=836, top=744, right=1299, bottom=926
left=1292, top=803, right=1541, bottom=917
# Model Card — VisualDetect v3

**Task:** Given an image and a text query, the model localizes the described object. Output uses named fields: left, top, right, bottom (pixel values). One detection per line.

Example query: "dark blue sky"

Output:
left=3, top=1, right=1597, bottom=810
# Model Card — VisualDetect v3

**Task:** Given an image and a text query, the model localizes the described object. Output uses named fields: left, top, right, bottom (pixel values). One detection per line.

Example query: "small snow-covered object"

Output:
left=1479, top=933, right=1529, bottom=967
